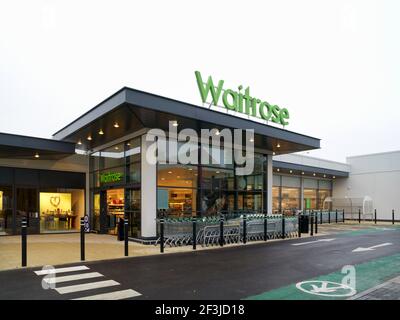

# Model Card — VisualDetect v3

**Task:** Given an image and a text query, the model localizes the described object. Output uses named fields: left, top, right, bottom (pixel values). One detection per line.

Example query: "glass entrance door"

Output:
left=125, top=188, right=141, bottom=238
left=106, top=188, right=124, bottom=235
left=16, top=187, right=39, bottom=234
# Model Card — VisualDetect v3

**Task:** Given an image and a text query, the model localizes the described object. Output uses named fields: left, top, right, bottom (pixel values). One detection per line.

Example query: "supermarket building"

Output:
left=0, top=86, right=399, bottom=238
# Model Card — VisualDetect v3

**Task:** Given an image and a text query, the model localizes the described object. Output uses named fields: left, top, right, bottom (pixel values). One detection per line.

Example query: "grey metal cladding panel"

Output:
left=39, top=170, right=85, bottom=189
left=0, top=167, right=13, bottom=184
left=52, top=91, right=127, bottom=140
left=272, top=160, right=349, bottom=177
left=14, top=168, right=39, bottom=186
left=124, top=89, right=320, bottom=148
left=0, top=133, right=75, bottom=154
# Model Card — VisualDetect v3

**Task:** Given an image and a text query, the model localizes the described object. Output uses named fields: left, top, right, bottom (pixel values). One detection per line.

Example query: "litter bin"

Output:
left=299, top=215, right=309, bottom=233
left=117, top=218, right=125, bottom=241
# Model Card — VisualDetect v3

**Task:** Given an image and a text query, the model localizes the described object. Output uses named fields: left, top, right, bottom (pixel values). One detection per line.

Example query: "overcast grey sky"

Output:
left=0, top=0, right=399, bottom=162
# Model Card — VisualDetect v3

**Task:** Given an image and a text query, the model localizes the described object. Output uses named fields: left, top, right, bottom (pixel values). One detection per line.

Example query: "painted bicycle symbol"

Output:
left=296, top=280, right=356, bottom=297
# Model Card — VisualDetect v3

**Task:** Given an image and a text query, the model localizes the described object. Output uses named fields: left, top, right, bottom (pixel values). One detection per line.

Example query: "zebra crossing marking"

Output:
left=43, top=272, right=103, bottom=284
left=34, top=265, right=142, bottom=299
left=34, top=266, right=89, bottom=275
left=55, top=280, right=120, bottom=294
left=72, top=289, right=142, bottom=300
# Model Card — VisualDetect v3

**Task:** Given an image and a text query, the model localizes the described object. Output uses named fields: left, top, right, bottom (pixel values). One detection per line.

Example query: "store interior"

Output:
left=39, top=189, right=84, bottom=233
left=106, top=188, right=124, bottom=234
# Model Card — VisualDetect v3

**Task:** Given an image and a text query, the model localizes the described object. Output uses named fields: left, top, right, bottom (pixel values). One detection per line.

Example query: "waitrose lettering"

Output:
left=195, top=71, right=289, bottom=126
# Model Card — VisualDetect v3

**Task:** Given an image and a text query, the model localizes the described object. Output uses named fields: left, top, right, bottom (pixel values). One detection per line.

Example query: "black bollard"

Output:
left=310, top=212, right=314, bottom=236
left=124, top=217, right=129, bottom=257
left=243, top=214, right=247, bottom=244
left=320, top=210, right=323, bottom=225
left=315, top=212, right=318, bottom=234
left=80, top=217, right=85, bottom=261
left=282, top=214, right=285, bottom=239
left=358, top=208, right=361, bottom=224
left=392, top=209, right=395, bottom=225
left=374, top=209, right=377, bottom=224
left=343, top=209, right=345, bottom=223
left=192, top=216, right=197, bottom=250
left=264, top=213, right=268, bottom=241
left=335, top=209, right=338, bottom=224
left=328, top=211, right=331, bottom=224
left=160, top=216, right=165, bottom=253
left=219, top=214, right=224, bottom=247
left=298, top=214, right=301, bottom=238
left=21, top=218, right=27, bottom=267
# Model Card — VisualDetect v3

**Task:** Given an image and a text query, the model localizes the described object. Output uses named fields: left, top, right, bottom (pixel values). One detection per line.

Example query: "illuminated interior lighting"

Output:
left=34, top=153, right=40, bottom=158
left=87, top=136, right=92, bottom=141
left=98, top=129, right=104, bottom=135
left=113, top=122, right=119, bottom=128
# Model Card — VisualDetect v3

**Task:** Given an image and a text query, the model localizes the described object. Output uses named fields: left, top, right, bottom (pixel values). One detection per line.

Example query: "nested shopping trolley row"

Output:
left=155, top=214, right=300, bottom=247
left=155, top=210, right=346, bottom=248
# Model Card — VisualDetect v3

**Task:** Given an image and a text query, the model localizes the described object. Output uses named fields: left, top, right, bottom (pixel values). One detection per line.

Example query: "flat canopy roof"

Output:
left=0, top=132, right=76, bottom=160
left=53, top=87, right=321, bottom=154
left=273, top=160, right=349, bottom=178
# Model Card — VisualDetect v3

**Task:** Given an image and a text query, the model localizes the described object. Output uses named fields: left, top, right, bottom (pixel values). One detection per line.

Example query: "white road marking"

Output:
left=72, top=289, right=142, bottom=300
left=43, top=272, right=103, bottom=284
left=352, top=242, right=393, bottom=252
left=34, top=266, right=89, bottom=275
left=292, top=238, right=336, bottom=246
left=55, top=280, right=120, bottom=294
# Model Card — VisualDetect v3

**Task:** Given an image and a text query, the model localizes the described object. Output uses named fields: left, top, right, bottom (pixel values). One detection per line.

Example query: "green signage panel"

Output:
left=195, top=71, right=290, bottom=126
left=100, top=172, right=123, bottom=184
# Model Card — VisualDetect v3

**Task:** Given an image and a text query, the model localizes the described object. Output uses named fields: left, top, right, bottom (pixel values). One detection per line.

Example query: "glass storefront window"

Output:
left=281, top=187, right=300, bottom=214
left=126, top=138, right=141, bottom=163
left=93, top=193, right=100, bottom=232
left=158, top=164, right=198, bottom=188
left=0, top=186, right=13, bottom=235
left=236, top=174, right=263, bottom=191
left=241, top=192, right=263, bottom=211
left=200, top=189, right=226, bottom=216
left=318, top=189, right=331, bottom=210
left=272, top=186, right=280, bottom=213
left=126, top=162, right=140, bottom=184
left=201, top=144, right=234, bottom=168
left=126, top=189, right=141, bottom=238
left=100, top=143, right=125, bottom=169
left=39, top=189, right=85, bottom=233
left=157, top=187, right=196, bottom=217
left=304, top=188, right=317, bottom=210
left=201, top=167, right=234, bottom=191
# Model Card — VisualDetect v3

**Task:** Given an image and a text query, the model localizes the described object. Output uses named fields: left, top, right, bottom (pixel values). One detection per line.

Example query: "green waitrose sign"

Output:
left=100, top=172, right=123, bottom=184
left=195, top=71, right=290, bottom=126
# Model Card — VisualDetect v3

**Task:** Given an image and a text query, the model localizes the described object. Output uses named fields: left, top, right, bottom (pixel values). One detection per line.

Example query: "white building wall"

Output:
left=332, top=151, right=400, bottom=220
left=140, top=135, right=157, bottom=238
left=273, top=153, right=351, bottom=172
